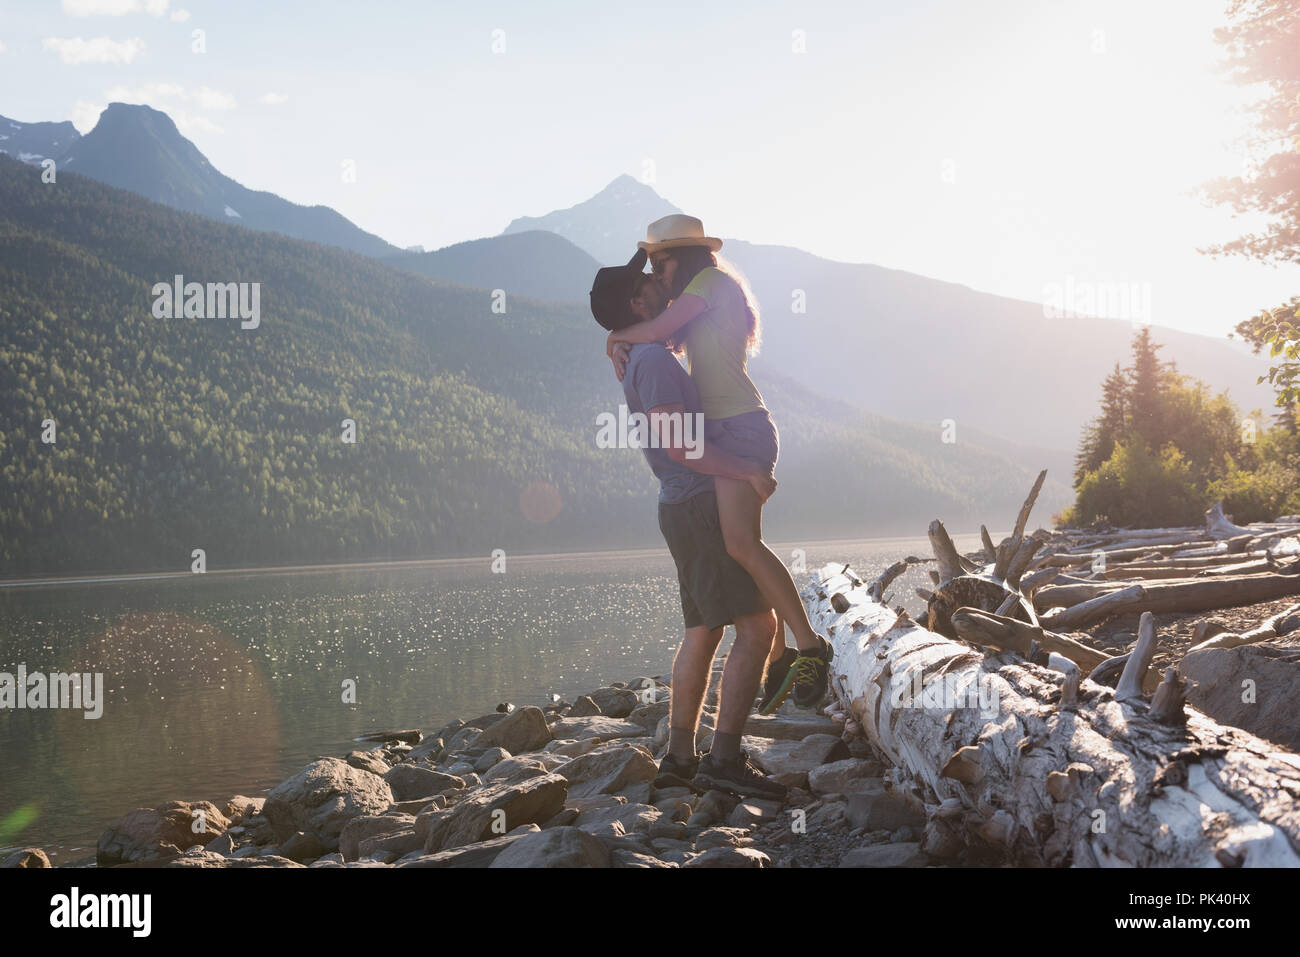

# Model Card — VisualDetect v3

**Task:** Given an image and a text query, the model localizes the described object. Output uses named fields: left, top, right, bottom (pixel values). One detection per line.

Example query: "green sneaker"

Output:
left=758, top=647, right=800, bottom=715
left=791, top=635, right=834, bottom=709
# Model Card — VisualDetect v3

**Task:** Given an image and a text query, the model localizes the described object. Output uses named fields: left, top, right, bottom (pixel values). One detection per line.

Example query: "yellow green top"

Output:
left=680, top=267, right=765, bottom=420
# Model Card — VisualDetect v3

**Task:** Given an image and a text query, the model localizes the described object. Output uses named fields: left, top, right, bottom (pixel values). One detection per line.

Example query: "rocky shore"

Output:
left=3, top=661, right=925, bottom=869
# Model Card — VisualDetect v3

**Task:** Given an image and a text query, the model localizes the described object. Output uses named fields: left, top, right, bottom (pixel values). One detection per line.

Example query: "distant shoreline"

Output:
left=0, top=531, right=993, bottom=591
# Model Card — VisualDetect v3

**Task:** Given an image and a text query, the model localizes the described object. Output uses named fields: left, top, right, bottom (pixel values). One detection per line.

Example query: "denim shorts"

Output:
left=705, top=408, right=779, bottom=472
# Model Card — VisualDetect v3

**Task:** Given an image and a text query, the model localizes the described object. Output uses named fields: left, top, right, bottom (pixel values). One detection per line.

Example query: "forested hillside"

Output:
left=0, top=155, right=1064, bottom=575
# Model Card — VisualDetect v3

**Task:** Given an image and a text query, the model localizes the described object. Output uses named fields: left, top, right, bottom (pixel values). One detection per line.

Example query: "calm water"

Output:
left=0, top=534, right=980, bottom=861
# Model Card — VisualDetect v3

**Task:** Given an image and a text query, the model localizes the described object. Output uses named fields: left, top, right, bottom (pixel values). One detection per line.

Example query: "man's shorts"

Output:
left=657, top=489, right=766, bottom=630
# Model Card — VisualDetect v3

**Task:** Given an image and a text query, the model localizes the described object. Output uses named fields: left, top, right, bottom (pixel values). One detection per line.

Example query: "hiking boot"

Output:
left=791, top=635, right=834, bottom=709
left=693, top=749, right=787, bottom=801
left=654, top=751, right=700, bottom=790
left=758, top=646, right=800, bottom=715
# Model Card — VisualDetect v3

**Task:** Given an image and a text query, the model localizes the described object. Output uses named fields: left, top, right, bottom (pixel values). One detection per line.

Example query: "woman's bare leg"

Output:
left=713, top=476, right=821, bottom=652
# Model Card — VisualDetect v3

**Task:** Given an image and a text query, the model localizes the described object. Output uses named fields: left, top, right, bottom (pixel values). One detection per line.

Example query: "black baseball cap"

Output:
left=589, top=248, right=648, bottom=332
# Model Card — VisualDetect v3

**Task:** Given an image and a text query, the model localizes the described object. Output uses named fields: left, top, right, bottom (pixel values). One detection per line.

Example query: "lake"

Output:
left=0, top=533, right=983, bottom=862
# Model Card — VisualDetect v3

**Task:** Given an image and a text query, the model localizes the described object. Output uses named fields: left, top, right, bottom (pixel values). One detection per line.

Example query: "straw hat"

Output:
left=637, top=214, right=723, bottom=254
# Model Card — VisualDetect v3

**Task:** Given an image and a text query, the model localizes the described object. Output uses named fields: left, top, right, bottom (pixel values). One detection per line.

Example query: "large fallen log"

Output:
left=805, top=563, right=1300, bottom=867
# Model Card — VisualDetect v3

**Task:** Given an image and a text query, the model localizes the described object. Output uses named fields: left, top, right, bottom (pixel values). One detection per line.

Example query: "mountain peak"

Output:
left=502, top=173, right=681, bottom=263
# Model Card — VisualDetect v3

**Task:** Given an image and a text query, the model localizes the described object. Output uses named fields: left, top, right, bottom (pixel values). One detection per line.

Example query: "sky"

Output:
left=1, top=0, right=1295, bottom=341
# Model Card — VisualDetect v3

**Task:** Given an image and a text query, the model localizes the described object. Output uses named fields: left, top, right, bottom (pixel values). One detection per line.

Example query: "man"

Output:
left=590, top=249, right=785, bottom=799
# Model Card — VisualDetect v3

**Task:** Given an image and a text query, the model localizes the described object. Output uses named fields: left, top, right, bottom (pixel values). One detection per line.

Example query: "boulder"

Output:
left=844, top=788, right=925, bottom=832
left=573, top=802, right=661, bottom=834
left=384, top=765, right=464, bottom=801
left=839, top=842, right=929, bottom=867
left=549, top=716, right=646, bottom=742
left=627, top=698, right=671, bottom=731
left=489, top=826, right=610, bottom=868
left=685, top=789, right=739, bottom=828
left=482, top=756, right=551, bottom=784
left=396, top=827, right=540, bottom=867
left=586, top=687, right=640, bottom=718
left=339, top=813, right=416, bottom=861
left=808, top=759, right=882, bottom=796
left=2, top=848, right=51, bottom=868
left=683, top=846, right=770, bottom=868
left=97, top=801, right=232, bottom=867
left=166, top=850, right=304, bottom=868
left=474, top=747, right=511, bottom=772
left=612, top=849, right=676, bottom=868
left=223, top=795, right=265, bottom=820
left=693, top=826, right=753, bottom=849
left=568, top=695, right=603, bottom=717
left=743, top=712, right=840, bottom=740
left=745, top=733, right=847, bottom=778
left=424, top=773, right=569, bottom=852
left=1180, top=642, right=1300, bottom=751
left=727, top=800, right=781, bottom=829
left=549, top=737, right=605, bottom=758
left=263, top=758, right=393, bottom=851
left=345, top=750, right=392, bottom=776
left=473, top=706, right=552, bottom=754
left=357, top=828, right=422, bottom=862
left=278, top=830, right=326, bottom=862
left=556, top=743, right=657, bottom=799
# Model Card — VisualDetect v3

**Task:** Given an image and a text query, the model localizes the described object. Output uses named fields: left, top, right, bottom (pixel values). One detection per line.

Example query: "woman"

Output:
left=606, top=215, right=833, bottom=710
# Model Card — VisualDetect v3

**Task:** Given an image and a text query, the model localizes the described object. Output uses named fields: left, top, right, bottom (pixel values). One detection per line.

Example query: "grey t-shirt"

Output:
left=622, top=343, right=713, bottom=505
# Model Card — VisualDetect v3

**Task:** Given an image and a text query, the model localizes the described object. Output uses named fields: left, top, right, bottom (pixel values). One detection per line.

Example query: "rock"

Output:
left=839, top=842, right=929, bottom=867
left=542, top=808, right=581, bottom=828
left=586, top=687, right=640, bottom=718
left=727, top=800, right=781, bottom=828
left=263, top=758, right=393, bottom=851
left=549, top=737, right=605, bottom=758
left=497, top=702, right=515, bottom=713
left=3, top=848, right=51, bottom=868
left=686, top=789, right=739, bottom=828
left=628, top=698, right=671, bottom=731
left=445, top=762, right=476, bottom=777
left=649, top=819, right=688, bottom=841
left=465, top=711, right=511, bottom=732
left=404, top=736, right=445, bottom=763
left=473, top=706, right=552, bottom=754
left=568, top=695, right=603, bottom=718
left=310, top=852, right=345, bottom=867
left=844, top=788, right=925, bottom=832
left=557, top=743, right=658, bottom=799
left=97, top=801, right=232, bottom=867
left=439, top=726, right=484, bottom=760
left=166, top=850, right=304, bottom=868
left=356, top=729, right=421, bottom=744
left=482, top=756, right=550, bottom=784
left=808, top=802, right=848, bottom=829
left=224, top=795, right=265, bottom=820
left=384, top=765, right=465, bottom=801
left=278, top=830, right=326, bottom=862
left=683, top=846, right=770, bottom=868
left=745, top=733, right=848, bottom=778
left=424, top=773, right=569, bottom=852
left=345, top=750, right=392, bottom=776
left=204, top=832, right=236, bottom=856
left=338, top=813, right=416, bottom=862
left=619, top=781, right=653, bottom=805
left=808, top=759, right=882, bottom=796
left=1181, top=642, right=1300, bottom=751
left=550, top=716, right=646, bottom=742
left=389, top=797, right=441, bottom=815
left=743, top=712, right=841, bottom=740
left=489, top=826, right=610, bottom=868
left=358, top=828, right=422, bottom=862
left=612, top=849, right=676, bottom=868
left=652, top=716, right=670, bottom=749
left=693, top=826, right=753, bottom=849
left=891, top=826, right=915, bottom=842
left=573, top=803, right=661, bottom=834
left=396, top=827, right=540, bottom=867
left=474, top=747, right=511, bottom=772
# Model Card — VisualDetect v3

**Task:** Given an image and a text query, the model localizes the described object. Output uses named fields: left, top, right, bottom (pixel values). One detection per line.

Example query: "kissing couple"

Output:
left=590, top=214, right=834, bottom=798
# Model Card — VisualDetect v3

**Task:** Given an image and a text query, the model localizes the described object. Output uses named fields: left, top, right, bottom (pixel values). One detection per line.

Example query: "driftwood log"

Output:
left=804, top=563, right=1300, bottom=867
